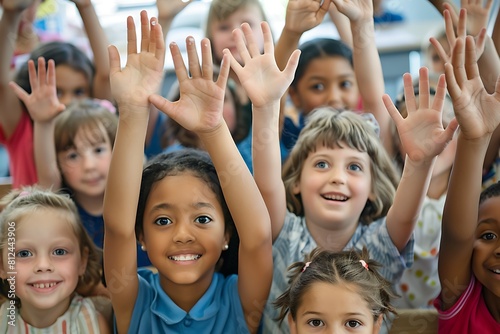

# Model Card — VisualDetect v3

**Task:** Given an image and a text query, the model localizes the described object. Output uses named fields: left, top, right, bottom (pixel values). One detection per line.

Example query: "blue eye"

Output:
left=315, top=161, right=329, bottom=169
left=53, top=249, right=67, bottom=256
left=195, top=216, right=212, bottom=225
left=307, top=319, right=324, bottom=327
left=154, top=217, right=172, bottom=226
left=17, top=250, right=32, bottom=258
left=348, top=163, right=362, bottom=171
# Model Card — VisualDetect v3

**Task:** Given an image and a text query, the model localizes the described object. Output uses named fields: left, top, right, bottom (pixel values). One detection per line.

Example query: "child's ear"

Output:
left=79, top=246, right=89, bottom=277
left=372, top=314, right=383, bottom=334
left=288, top=313, right=297, bottom=334
left=292, top=180, right=301, bottom=195
left=223, top=230, right=231, bottom=249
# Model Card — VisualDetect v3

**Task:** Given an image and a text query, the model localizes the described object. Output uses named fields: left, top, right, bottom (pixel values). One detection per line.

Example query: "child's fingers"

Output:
left=37, top=57, right=46, bottom=87
left=140, top=11, right=150, bottom=53
left=108, top=45, right=122, bottom=77
left=444, top=62, right=460, bottom=101
left=383, top=94, right=403, bottom=125
left=443, top=3, right=459, bottom=26
left=402, top=73, right=417, bottom=113
left=418, top=67, right=430, bottom=110
left=475, top=28, right=487, bottom=55
left=261, top=22, right=274, bottom=56
left=47, top=59, right=57, bottom=87
left=201, top=38, right=214, bottom=81
left=282, top=49, right=301, bottom=85
left=320, top=0, right=332, bottom=13
left=429, top=37, right=449, bottom=64
left=241, top=22, right=260, bottom=58
left=444, top=10, right=457, bottom=47
left=149, top=93, right=173, bottom=115
left=27, top=60, right=37, bottom=91
left=450, top=37, right=467, bottom=86
left=8, top=82, right=29, bottom=103
left=170, top=42, right=189, bottom=82
left=153, top=20, right=165, bottom=65
left=456, top=9, right=467, bottom=39
left=148, top=17, right=157, bottom=54
left=216, top=53, right=230, bottom=90
left=233, top=28, right=251, bottom=64
left=464, top=36, right=479, bottom=80
left=484, top=0, right=494, bottom=12
left=223, top=49, right=243, bottom=77
left=127, top=16, right=137, bottom=55
left=431, top=74, right=447, bottom=112
left=186, top=36, right=202, bottom=78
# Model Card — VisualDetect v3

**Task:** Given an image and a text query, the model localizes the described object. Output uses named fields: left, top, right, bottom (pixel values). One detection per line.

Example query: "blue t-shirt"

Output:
left=127, top=269, right=249, bottom=334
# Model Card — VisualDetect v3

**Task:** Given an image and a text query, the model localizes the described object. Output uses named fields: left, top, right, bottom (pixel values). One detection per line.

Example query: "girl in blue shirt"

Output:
left=103, top=11, right=299, bottom=334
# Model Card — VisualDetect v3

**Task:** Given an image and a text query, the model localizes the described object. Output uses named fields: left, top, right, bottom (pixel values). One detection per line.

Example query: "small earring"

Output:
left=223, top=244, right=229, bottom=251
left=141, top=245, right=146, bottom=251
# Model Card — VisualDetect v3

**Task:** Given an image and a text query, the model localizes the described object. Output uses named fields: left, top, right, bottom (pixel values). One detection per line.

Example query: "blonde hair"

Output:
left=0, top=188, right=102, bottom=306
left=54, top=98, right=117, bottom=153
left=282, top=108, right=399, bottom=223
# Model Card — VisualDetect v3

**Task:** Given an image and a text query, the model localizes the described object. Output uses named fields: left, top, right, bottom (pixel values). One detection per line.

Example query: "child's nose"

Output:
left=329, top=167, right=346, bottom=184
left=173, top=221, right=195, bottom=244
left=34, top=255, right=54, bottom=273
left=326, top=87, right=344, bottom=110
left=82, top=153, right=98, bottom=170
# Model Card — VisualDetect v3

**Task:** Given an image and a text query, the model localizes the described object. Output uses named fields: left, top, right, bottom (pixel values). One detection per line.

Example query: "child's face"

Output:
left=289, top=56, right=359, bottom=115
left=209, top=5, right=265, bottom=64
left=427, top=37, right=448, bottom=75
left=288, top=281, right=381, bottom=334
left=140, top=172, right=228, bottom=295
left=55, top=65, right=91, bottom=106
left=1, top=209, right=87, bottom=322
left=57, top=127, right=112, bottom=198
left=472, top=196, right=500, bottom=299
left=293, top=144, right=374, bottom=233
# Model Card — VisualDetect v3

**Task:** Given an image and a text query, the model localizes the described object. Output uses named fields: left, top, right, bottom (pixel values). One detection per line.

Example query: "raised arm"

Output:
left=149, top=23, right=293, bottom=332
left=383, top=67, right=458, bottom=252
left=156, top=0, right=191, bottom=40
left=439, top=35, right=500, bottom=310
left=332, top=0, right=392, bottom=155
left=229, top=22, right=300, bottom=243
left=69, top=0, right=112, bottom=101
left=275, top=0, right=331, bottom=71
left=9, top=57, right=65, bottom=189
left=0, top=0, right=35, bottom=138
left=103, top=11, right=165, bottom=333
left=328, top=3, right=352, bottom=48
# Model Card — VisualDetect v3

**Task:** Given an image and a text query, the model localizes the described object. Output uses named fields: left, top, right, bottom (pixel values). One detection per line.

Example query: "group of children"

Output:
left=0, top=0, right=499, bottom=333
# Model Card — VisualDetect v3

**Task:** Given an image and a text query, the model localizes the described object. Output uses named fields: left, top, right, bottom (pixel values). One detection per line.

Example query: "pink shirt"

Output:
left=434, top=276, right=500, bottom=333
left=0, top=112, right=37, bottom=189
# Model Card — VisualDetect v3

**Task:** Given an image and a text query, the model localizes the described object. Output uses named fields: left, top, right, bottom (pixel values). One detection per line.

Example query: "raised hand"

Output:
left=157, top=0, right=191, bottom=21
left=445, top=35, right=500, bottom=140
left=445, top=0, right=493, bottom=36
left=9, top=57, right=65, bottom=123
left=331, top=0, right=373, bottom=23
left=67, top=0, right=93, bottom=8
left=226, top=22, right=300, bottom=109
left=283, top=0, right=331, bottom=35
left=149, top=37, right=229, bottom=134
left=383, top=67, right=458, bottom=162
left=108, top=10, right=165, bottom=111
left=430, top=9, right=487, bottom=65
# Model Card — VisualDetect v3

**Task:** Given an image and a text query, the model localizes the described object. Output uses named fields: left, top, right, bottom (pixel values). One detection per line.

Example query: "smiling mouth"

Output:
left=168, top=254, right=202, bottom=261
left=30, top=282, right=59, bottom=289
left=491, top=269, right=500, bottom=274
left=322, top=194, right=348, bottom=201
